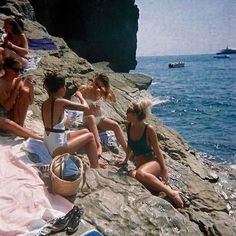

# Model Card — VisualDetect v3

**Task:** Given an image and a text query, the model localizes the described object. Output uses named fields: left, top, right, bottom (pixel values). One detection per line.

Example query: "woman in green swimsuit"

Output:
left=116, top=99, right=184, bottom=208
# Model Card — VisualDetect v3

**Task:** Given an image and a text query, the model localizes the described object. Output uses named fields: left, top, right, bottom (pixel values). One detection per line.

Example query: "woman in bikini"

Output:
left=74, top=73, right=127, bottom=154
left=42, top=72, right=107, bottom=168
left=0, top=17, right=28, bottom=68
left=116, top=99, right=184, bottom=208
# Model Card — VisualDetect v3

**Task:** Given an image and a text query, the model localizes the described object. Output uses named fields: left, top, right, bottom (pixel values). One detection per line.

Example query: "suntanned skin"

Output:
left=0, top=66, right=33, bottom=127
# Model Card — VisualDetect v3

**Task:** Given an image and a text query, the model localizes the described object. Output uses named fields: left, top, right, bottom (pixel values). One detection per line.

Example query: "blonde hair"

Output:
left=128, top=99, right=152, bottom=121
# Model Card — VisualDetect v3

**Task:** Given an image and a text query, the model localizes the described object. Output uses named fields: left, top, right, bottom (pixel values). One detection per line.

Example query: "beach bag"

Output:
left=50, top=153, right=87, bottom=196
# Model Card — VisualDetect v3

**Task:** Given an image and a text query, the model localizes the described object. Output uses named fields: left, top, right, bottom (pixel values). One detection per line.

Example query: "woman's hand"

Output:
left=160, top=166, right=169, bottom=184
left=6, top=41, right=14, bottom=50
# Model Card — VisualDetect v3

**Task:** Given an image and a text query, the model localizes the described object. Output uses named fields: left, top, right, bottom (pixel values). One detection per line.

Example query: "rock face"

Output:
left=1, top=1, right=236, bottom=236
left=28, top=0, right=138, bottom=72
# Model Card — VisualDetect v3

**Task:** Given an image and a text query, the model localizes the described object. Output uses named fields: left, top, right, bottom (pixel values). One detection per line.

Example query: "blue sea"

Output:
left=132, top=54, right=236, bottom=165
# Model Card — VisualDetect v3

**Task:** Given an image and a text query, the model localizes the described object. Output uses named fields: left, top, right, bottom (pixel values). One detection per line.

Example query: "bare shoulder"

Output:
left=79, top=84, right=87, bottom=90
left=146, top=124, right=157, bottom=136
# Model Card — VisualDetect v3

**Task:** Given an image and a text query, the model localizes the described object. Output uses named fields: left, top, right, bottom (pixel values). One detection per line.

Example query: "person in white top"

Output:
left=42, top=72, right=107, bottom=168
left=74, top=73, right=127, bottom=154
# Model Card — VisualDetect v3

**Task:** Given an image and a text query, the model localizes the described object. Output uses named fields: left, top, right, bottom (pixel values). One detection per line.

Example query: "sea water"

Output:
left=132, top=54, right=236, bottom=165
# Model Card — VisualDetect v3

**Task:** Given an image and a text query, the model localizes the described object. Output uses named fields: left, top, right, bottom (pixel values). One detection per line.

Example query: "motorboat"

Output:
left=216, top=46, right=236, bottom=55
left=213, top=54, right=230, bottom=59
left=168, top=61, right=185, bottom=68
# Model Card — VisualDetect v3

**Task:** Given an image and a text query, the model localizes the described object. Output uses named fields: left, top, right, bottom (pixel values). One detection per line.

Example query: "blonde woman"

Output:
left=116, top=99, right=184, bottom=208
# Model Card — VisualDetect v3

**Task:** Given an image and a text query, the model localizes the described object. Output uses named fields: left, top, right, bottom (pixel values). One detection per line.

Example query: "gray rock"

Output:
left=1, top=2, right=236, bottom=235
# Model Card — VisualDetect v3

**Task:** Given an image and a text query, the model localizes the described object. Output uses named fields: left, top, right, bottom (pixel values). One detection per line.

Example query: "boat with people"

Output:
left=216, top=46, right=236, bottom=55
left=213, top=54, right=230, bottom=59
left=168, top=61, right=185, bottom=68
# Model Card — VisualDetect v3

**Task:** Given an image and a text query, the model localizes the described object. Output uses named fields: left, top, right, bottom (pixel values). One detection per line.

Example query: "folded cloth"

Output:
left=63, top=156, right=81, bottom=181
left=99, top=130, right=117, bottom=146
left=22, top=54, right=41, bottom=73
left=0, top=146, right=73, bottom=235
left=22, top=138, right=52, bottom=164
left=28, top=38, right=58, bottom=50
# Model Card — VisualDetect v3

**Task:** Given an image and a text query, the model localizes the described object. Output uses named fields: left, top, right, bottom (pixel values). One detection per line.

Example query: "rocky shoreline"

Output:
left=1, top=1, right=236, bottom=235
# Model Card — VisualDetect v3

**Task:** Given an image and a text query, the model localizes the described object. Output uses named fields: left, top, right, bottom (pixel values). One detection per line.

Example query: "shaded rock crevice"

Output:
left=28, top=0, right=138, bottom=72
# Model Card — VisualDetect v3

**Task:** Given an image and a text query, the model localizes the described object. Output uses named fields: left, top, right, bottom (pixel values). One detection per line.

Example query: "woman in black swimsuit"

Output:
left=116, top=99, right=184, bottom=208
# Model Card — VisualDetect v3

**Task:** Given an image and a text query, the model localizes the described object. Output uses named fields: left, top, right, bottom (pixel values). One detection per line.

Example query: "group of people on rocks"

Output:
left=0, top=17, right=184, bottom=208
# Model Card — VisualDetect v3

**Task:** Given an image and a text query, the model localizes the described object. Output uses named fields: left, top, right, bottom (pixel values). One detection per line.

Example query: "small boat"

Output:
left=213, top=54, right=230, bottom=59
left=168, top=61, right=185, bottom=68
left=216, top=46, right=236, bottom=55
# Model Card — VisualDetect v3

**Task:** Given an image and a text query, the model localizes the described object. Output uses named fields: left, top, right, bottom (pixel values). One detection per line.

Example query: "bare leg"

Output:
left=132, top=161, right=184, bottom=208
left=53, top=129, right=107, bottom=169
left=98, top=117, right=127, bottom=153
left=13, top=87, right=31, bottom=126
left=84, top=115, right=102, bottom=156
left=0, top=118, right=43, bottom=140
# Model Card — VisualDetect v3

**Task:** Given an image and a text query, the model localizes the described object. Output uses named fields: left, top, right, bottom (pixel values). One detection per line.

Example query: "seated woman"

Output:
left=116, top=99, right=184, bottom=208
left=0, top=17, right=28, bottom=68
left=74, top=73, right=127, bottom=154
left=42, top=72, right=107, bottom=168
left=0, top=57, right=33, bottom=127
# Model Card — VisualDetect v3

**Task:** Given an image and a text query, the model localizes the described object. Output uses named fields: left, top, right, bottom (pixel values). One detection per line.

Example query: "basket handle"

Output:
left=51, top=154, right=65, bottom=179
left=80, top=162, right=90, bottom=194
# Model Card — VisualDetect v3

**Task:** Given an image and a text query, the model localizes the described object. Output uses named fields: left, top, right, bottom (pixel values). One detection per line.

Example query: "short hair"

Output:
left=43, top=72, right=65, bottom=93
left=127, top=99, right=152, bottom=121
left=3, top=57, right=22, bottom=71
left=4, top=17, right=23, bottom=35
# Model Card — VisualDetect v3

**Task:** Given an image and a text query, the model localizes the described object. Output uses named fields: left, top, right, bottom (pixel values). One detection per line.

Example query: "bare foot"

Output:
left=171, top=191, right=184, bottom=208
left=98, top=159, right=108, bottom=169
left=97, top=144, right=102, bottom=156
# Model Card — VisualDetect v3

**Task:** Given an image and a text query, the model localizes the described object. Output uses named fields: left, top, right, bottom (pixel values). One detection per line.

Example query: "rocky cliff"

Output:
left=1, top=1, right=236, bottom=235
left=27, top=0, right=138, bottom=72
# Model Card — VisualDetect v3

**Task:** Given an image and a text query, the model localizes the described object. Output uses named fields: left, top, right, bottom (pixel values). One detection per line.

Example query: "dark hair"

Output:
left=43, top=72, right=65, bottom=93
left=94, top=73, right=110, bottom=99
left=4, top=17, right=23, bottom=35
left=3, top=57, right=22, bottom=71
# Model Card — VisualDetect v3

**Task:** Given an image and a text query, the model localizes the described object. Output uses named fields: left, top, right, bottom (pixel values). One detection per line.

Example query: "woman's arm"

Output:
left=107, top=89, right=116, bottom=103
left=116, top=146, right=132, bottom=166
left=0, top=77, right=22, bottom=111
left=148, top=126, right=166, bottom=169
left=61, top=98, right=89, bottom=112
left=148, top=126, right=168, bottom=183
left=6, top=33, right=28, bottom=56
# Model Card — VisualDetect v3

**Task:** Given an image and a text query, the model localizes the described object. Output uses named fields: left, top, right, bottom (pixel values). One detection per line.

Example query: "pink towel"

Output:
left=0, top=146, right=73, bottom=235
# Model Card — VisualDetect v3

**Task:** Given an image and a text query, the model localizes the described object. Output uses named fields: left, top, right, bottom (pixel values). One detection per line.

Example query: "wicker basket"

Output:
left=50, top=153, right=83, bottom=196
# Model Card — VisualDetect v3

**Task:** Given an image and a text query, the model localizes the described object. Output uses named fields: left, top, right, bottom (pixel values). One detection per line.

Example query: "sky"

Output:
left=135, top=0, right=236, bottom=56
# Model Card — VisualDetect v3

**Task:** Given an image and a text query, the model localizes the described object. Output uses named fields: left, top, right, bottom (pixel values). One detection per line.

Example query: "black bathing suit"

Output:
left=127, top=123, right=155, bottom=161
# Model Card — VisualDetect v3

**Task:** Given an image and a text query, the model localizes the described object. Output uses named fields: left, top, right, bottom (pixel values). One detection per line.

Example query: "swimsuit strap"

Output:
left=127, top=123, right=148, bottom=140
left=50, top=98, right=63, bottom=128
left=50, top=98, right=55, bottom=128
left=42, top=98, right=65, bottom=133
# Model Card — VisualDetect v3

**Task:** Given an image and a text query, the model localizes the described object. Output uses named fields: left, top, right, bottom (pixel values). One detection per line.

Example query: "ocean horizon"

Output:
left=132, top=53, right=236, bottom=165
